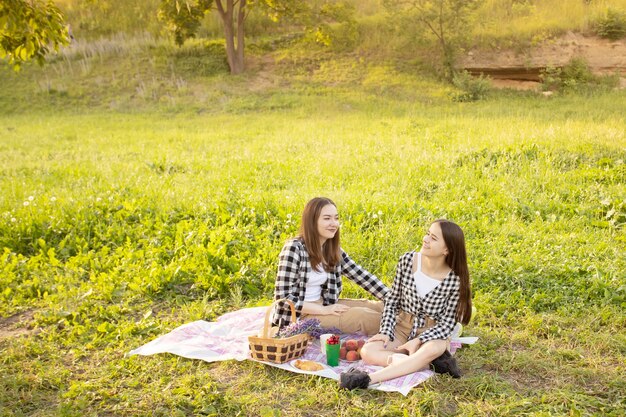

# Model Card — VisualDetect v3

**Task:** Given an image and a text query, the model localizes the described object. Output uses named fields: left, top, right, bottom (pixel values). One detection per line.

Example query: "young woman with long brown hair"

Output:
left=271, top=197, right=389, bottom=335
left=340, top=219, right=472, bottom=389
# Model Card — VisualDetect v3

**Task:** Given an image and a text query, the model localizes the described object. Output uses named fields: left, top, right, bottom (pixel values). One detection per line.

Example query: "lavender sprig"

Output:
left=276, top=318, right=321, bottom=338
left=276, top=318, right=343, bottom=339
left=308, top=326, right=342, bottom=339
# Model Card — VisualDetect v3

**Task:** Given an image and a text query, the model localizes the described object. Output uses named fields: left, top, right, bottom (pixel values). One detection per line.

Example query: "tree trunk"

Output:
left=234, top=0, right=246, bottom=74
left=216, top=0, right=245, bottom=74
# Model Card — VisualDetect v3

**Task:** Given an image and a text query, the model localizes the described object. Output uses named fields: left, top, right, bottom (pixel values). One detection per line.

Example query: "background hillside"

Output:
left=2, top=0, right=626, bottom=113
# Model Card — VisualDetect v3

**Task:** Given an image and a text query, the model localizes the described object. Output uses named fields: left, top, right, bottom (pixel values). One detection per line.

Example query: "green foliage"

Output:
left=306, top=2, right=360, bottom=51
left=541, top=57, right=619, bottom=93
left=0, top=0, right=70, bottom=70
left=472, top=0, right=626, bottom=49
left=451, top=70, right=492, bottom=101
left=58, top=0, right=163, bottom=39
left=540, top=65, right=563, bottom=91
left=385, top=0, right=483, bottom=79
left=158, top=0, right=213, bottom=46
left=158, top=1, right=361, bottom=73
left=592, top=7, right=626, bottom=40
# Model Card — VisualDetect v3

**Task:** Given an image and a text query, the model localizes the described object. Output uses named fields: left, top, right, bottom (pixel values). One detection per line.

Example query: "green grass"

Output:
left=326, top=0, right=626, bottom=57
left=1, top=88, right=625, bottom=415
left=1, top=30, right=625, bottom=416
left=472, top=0, right=626, bottom=46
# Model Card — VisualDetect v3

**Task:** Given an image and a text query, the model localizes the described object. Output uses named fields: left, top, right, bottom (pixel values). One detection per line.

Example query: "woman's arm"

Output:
left=274, top=240, right=346, bottom=321
left=378, top=253, right=410, bottom=341
left=272, top=240, right=305, bottom=326
left=340, top=250, right=389, bottom=300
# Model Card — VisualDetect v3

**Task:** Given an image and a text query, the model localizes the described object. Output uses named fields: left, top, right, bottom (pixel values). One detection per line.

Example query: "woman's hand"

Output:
left=367, top=333, right=391, bottom=348
left=324, top=303, right=350, bottom=316
left=396, top=337, right=422, bottom=355
left=301, top=302, right=349, bottom=316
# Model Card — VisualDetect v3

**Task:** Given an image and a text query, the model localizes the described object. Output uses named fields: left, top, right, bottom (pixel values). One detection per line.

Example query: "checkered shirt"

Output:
left=271, top=238, right=390, bottom=327
left=379, top=251, right=461, bottom=343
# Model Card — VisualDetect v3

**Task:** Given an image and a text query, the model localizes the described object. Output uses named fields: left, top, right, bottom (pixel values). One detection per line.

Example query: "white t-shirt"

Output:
left=414, top=252, right=443, bottom=297
left=304, top=264, right=328, bottom=301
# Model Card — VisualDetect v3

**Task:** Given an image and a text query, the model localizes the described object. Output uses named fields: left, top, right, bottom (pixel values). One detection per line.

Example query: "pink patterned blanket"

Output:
left=128, top=306, right=473, bottom=396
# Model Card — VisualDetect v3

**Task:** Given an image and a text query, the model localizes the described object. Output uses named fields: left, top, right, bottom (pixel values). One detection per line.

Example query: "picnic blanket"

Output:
left=128, top=306, right=478, bottom=396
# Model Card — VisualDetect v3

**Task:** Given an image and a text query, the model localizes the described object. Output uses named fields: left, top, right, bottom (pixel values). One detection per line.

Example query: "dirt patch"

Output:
left=462, top=31, right=626, bottom=89
left=0, top=310, right=39, bottom=340
left=490, top=79, right=542, bottom=90
left=245, top=54, right=284, bottom=92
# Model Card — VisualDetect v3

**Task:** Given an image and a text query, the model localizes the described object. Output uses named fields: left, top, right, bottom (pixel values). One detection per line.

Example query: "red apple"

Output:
left=346, top=350, right=360, bottom=361
left=345, top=339, right=359, bottom=351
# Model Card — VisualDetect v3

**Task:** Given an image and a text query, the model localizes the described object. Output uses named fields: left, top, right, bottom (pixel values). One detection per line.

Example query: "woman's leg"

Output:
left=359, top=339, right=405, bottom=366
left=337, top=298, right=384, bottom=312
left=360, top=309, right=414, bottom=366
left=368, top=339, right=448, bottom=384
left=303, top=299, right=384, bottom=335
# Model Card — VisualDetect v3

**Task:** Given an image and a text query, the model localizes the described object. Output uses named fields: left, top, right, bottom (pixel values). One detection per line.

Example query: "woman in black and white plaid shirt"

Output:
left=340, top=219, right=472, bottom=389
left=271, top=197, right=389, bottom=334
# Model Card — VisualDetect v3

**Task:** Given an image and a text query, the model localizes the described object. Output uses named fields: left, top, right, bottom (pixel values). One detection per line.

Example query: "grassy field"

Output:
left=1, top=83, right=625, bottom=415
left=1, top=13, right=626, bottom=414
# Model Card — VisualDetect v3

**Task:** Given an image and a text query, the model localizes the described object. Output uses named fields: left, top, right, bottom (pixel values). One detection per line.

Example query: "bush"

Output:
left=451, top=70, right=491, bottom=102
left=592, top=7, right=626, bottom=40
left=540, top=65, right=563, bottom=91
left=541, top=57, right=619, bottom=93
left=560, top=57, right=595, bottom=87
left=328, top=20, right=360, bottom=52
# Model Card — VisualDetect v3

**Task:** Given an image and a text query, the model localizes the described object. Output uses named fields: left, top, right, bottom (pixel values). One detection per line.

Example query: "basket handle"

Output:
left=263, top=298, right=297, bottom=338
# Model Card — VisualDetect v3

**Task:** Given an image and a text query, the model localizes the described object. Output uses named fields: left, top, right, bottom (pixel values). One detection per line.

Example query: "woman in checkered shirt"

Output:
left=271, top=197, right=389, bottom=334
left=340, top=219, right=472, bottom=389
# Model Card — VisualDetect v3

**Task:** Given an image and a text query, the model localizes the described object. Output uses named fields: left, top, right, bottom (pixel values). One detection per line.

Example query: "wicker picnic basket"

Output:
left=248, top=299, right=309, bottom=364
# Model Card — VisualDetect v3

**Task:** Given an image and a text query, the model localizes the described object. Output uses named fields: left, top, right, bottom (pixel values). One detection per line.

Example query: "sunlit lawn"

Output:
left=1, top=89, right=625, bottom=416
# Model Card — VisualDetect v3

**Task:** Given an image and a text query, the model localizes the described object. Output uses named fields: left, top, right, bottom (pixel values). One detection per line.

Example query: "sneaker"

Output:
left=339, top=370, right=371, bottom=390
left=430, top=350, right=462, bottom=378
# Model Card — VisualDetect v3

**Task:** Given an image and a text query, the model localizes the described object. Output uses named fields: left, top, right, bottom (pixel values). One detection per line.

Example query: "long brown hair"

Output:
left=299, top=197, right=341, bottom=271
left=434, top=219, right=472, bottom=325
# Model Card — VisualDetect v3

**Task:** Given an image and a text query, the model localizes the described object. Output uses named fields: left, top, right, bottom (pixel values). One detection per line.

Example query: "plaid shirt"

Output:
left=379, top=251, right=460, bottom=343
left=272, top=238, right=389, bottom=327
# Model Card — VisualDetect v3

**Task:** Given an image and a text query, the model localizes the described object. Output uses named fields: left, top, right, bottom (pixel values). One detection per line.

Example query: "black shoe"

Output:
left=430, top=350, right=462, bottom=378
left=339, top=370, right=371, bottom=390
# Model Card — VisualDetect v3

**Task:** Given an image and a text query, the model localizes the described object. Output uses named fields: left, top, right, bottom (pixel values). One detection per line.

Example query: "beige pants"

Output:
left=394, top=310, right=450, bottom=349
left=302, top=298, right=384, bottom=336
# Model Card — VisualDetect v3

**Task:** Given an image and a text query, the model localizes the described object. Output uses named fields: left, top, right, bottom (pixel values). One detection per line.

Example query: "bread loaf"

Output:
left=293, top=360, right=324, bottom=371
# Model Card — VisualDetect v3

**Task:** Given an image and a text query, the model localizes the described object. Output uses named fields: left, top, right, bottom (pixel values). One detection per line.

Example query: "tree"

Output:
left=0, top=0, right=70, bottom=71
left=386, top=0, right=482, bottom=80
left=158, top=0, right=351, bottom=75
